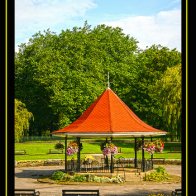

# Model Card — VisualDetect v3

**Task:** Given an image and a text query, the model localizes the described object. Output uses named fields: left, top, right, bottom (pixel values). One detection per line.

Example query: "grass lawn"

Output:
left=15, top=140, right=181, bottom=161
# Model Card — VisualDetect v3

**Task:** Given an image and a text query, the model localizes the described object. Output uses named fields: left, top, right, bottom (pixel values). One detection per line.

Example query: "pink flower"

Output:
left=143, top=140, right=164, bottom=154
left=66, top=141, right=79, bottom=156
left=102, top=143, right=118, bottom=155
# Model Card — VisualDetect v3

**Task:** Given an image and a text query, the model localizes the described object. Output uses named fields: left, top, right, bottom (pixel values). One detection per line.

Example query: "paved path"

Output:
left=15, top=165, right=181, bottom=196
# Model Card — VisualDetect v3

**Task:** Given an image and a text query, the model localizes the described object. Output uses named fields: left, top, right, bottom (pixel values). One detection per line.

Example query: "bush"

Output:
left=51, top=171, right=65, bottom=180
left=72, top=174, right=87, bottom=182
left=144, top=166, right=171, bottom=182
left=54, top=141, right=64, bottom=150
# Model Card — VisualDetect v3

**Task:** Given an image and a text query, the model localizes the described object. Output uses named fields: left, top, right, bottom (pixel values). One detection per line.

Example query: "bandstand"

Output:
left=52, top=87, right=167, bottom=173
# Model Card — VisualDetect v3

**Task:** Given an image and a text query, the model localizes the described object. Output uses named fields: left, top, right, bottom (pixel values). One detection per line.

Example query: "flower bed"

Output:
left=50, top=171, right=125, bottom=184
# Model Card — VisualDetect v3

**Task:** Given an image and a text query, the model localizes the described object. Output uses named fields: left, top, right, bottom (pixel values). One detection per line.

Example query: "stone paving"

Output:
left=15, top=164, right=182, bottom=196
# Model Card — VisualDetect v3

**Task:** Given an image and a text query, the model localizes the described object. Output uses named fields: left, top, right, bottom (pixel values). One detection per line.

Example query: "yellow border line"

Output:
left=5, top=0, right=7, bottom=194
left=186, top=0, right=188, bottom=195
left=5, top=1, right=7, bottom=196
left=5, top=1, right=186, bottom=195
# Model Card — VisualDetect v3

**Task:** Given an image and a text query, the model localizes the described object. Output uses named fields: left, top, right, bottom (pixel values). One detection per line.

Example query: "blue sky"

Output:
left=15, top=0, right=181, bottom=52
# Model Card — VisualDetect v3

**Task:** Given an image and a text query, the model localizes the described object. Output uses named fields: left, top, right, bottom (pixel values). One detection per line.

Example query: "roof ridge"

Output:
left=107, top=89, right=113, bottom=133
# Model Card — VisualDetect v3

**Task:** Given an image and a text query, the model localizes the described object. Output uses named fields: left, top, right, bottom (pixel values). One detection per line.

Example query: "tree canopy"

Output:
left=15, top=22, right=182, bottom=139
left=151, top=63, right=182, bottom=140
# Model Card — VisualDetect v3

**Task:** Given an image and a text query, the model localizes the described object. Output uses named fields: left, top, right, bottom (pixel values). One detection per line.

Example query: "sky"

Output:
left=15, top=0, right=181, bottom=52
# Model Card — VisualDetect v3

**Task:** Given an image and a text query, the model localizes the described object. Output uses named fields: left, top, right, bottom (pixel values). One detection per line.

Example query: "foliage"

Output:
left=150, top=64, right=182, bottom=140
left=50, top=171, right=124, bottom=183
left=126, top=45, right=181, bottom=136
left=15, top=99, right=33, bottom=142
left=54, top=141, right=64, bottom=150
left=15, top=22, right=138, bottom=135
left=15, top=21, right=181, bottom=140
left=51, top=171, right=65, bottom=180
left=144, top=166, right=170, bottom=182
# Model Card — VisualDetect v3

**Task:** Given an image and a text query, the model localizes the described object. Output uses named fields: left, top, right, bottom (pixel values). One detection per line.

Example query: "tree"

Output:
left=123, top=45, right=181, bottom=131
left=15, top=22, right=139, bottom=135
left=14, top=99, right=33, bottom=142
left=15, top=22, right=182, bottom=138
left=151, top=64, right=182, bottom=140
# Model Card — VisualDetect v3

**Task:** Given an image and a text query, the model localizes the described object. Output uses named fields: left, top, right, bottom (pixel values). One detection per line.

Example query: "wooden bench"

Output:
left=15, top=150, right=26, bottom=155
left=171, top=188, right=182, bottom=195
left=48, top=149, right=64, bottom=154
left=15, top=189, right=40, bottom=195
left=62, top=190, right=99, bottom=196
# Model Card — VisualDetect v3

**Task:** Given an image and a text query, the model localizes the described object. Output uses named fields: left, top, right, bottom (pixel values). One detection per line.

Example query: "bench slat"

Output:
left=15, top=189, right=40, bottom=196
left=62, top=190, right=99, bottom=196
left=15, top=150, right=26, bottom=155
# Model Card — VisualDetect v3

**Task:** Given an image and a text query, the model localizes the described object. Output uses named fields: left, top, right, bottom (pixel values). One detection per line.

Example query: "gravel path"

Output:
left=15, top=164, right=182, bottom=196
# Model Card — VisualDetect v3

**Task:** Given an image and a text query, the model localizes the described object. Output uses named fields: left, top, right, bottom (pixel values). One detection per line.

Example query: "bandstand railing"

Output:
left=65, top=158, right=153, bottom=173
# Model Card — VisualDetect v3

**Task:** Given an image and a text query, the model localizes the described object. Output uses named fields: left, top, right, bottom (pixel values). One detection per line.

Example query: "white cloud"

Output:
left=102, top=9, right=181, bottom=51
left=16, top=0, right=96, bottom=23
left=15, top=0, right=97, bottom=50
left=15, top=1, right=181, bottom=53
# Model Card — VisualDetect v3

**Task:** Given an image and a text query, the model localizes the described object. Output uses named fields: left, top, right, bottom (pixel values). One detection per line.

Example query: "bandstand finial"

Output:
left=107, top=72, right=110, bottom=89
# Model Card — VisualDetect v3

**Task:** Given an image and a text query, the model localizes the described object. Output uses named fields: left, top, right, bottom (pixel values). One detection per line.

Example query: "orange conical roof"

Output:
left=52, top=88, right=167, bottom=137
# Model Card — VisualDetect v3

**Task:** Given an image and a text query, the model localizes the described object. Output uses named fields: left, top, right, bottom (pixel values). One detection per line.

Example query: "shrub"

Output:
left=54, top=141, right=64, bottom=150
left=144, top=166, right=171, bottom=182
left=51, top=171, right=65, bottom=180
left=84, top=174, right=95, bottom=182
left=72, top=174, right=87, bottom=182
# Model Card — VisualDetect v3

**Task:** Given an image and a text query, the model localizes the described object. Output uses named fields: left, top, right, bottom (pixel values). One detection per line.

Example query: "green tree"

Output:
left=15, top=22, right=139, bottom=135
left=124, top=45, right=181, bottom=131
left=15, top=22, right=181, bottom=139
left=15, top=99, right=33, bottom=142
left=151, top=64, right=182, bottom=140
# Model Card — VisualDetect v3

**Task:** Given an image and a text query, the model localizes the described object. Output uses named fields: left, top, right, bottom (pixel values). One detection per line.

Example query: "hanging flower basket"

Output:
left=143, top=142, right=156, bottom=155
left=143, top=139, right=164, bottom=155
left=101, top=142, right=118, bottom=156
left=66, top=141, right=79, bottom=156
left=154, top=139, right=164, bottom=153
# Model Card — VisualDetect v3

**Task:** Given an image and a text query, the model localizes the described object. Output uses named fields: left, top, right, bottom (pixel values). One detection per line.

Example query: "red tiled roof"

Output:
left=52, top=88, right=167, bottom=137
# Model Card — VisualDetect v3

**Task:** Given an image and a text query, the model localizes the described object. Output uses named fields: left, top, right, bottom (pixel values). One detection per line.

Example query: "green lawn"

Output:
left=15, top=140, right=181, bottom=161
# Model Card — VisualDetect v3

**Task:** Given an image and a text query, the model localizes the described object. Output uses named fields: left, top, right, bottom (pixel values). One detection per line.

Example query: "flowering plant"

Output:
left=143, top=139, right=164, bottom=155
left=154, top=139, right=164, bottom=152
left=101, top=142, right=118, bottom=156
left=66, top=141, right=78, bottom=156
left=143, top=142, right=156, bottom=155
